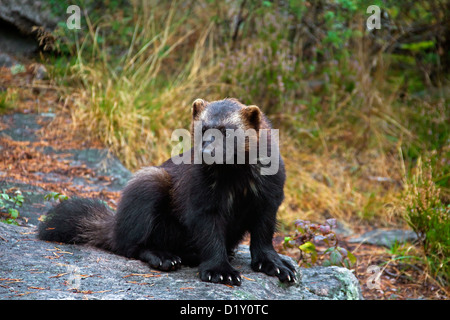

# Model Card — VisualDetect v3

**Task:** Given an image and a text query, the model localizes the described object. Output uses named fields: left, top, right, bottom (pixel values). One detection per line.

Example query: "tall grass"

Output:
left=54, top=1, right=220, bottom=168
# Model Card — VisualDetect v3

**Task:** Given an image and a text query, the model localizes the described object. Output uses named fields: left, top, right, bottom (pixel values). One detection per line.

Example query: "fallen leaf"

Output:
left=122, top=273, right=160, bottom=278
left=49, top=273, right=68, bottom=278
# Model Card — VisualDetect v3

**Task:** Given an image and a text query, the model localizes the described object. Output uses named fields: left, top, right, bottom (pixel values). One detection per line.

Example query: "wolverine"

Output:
left=38, top=98, right=297, bottom=286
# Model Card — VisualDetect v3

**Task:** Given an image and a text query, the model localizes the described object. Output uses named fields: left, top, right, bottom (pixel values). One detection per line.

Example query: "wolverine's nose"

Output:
left=202, top=135, right=215, bottom=153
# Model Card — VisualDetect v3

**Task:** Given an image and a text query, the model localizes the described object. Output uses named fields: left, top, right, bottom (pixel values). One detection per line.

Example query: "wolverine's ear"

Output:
left=192, top=98, right=206, bottom=119
left=242, top=105, right=261, bottom=130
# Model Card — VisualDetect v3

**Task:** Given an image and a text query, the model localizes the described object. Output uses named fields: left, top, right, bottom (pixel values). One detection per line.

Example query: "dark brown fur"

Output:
left=38, top=98, right=296, bottom=285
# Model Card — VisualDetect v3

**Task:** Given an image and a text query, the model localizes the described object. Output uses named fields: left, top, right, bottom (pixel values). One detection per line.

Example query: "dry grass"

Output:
left=279, top=136, right=406, bottom=227
left=54, top=2, right=221, bottom=168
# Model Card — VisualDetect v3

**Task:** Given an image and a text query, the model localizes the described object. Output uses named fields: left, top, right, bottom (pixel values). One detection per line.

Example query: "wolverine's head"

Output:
left=191, top=98, right=265, bottom=133
left=189, top=98, right=276, bottom=168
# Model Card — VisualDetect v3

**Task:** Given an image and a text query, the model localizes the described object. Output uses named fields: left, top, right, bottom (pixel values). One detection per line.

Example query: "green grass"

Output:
left=403, top=158, right=450, bottom=286
left=0, top=89, right=18, bottom=114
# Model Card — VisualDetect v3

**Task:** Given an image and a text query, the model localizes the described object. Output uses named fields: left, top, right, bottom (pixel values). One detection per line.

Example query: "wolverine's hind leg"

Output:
left=113, top=167, right=186, bottom=270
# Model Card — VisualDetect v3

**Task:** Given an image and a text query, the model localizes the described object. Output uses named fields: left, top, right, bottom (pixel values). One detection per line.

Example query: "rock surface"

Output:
left=0, top=222, right=362, bottom=300
left=1, top=114, right=131, bottom=185
left=347, top=229, right=418, bottom=248
left=0, top=0, right=60, bottom=35
left=0, top=112, right=132, bottom=226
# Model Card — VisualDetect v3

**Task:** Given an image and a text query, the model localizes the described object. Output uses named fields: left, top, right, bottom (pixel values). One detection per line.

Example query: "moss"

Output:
left=334, top=267, right=362, bottom=300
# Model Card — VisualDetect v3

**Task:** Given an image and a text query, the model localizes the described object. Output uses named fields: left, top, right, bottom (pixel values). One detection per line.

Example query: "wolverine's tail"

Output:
left=38, top=198, right=115, bottom=250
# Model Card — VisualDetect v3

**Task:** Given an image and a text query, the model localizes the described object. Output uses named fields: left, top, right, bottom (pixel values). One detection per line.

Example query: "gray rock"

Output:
left=0, top=114, right=132, bottom=188
left=0, top=113, right=44, bottom=141
left=334, top=220, right=354, bottom=237
left=0, top=112, right=131, bottom=178
left=0, top=53, right=17, bottom=67
left=347, top=229, right=418, bottom=248
left=32, top=64, right=48, bottom=80
left=0, top=223, right=362, bottom=300
left=0, top=0, right=60, bottom=35
left=0, top=26, right=38, bottom=57
left=0, top=112, right=132, bottom=226
left=36, top=146, right=133, bottom=192
left=61, top=148, right=132, bottom=190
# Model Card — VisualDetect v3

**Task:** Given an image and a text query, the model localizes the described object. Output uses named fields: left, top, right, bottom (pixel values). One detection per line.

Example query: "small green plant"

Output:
left=10, top=64, right=26, bottom=75
left=403, top=158, right=450, bottom=286
left=0, top=89, right=18, bottom=113
left=44, top=192, right=69, bottom=202
left=0, top=189, right=24, bottom=225
left=384, top=240, right=424, bottom=273
left=284, top=219, right=356, bottom=269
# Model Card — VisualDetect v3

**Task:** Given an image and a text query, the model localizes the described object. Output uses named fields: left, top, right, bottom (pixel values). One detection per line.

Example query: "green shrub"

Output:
left=0, top=190, right=24, bottom=225
left=404, top=158, right=450, bottom=286
left=284, top=218, right=357, bottom=268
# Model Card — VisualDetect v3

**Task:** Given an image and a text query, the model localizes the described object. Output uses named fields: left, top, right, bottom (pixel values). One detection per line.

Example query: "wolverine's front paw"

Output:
left=251, top=253, right=297, bottom=283
left=199, top=264, right=241, bottom=286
